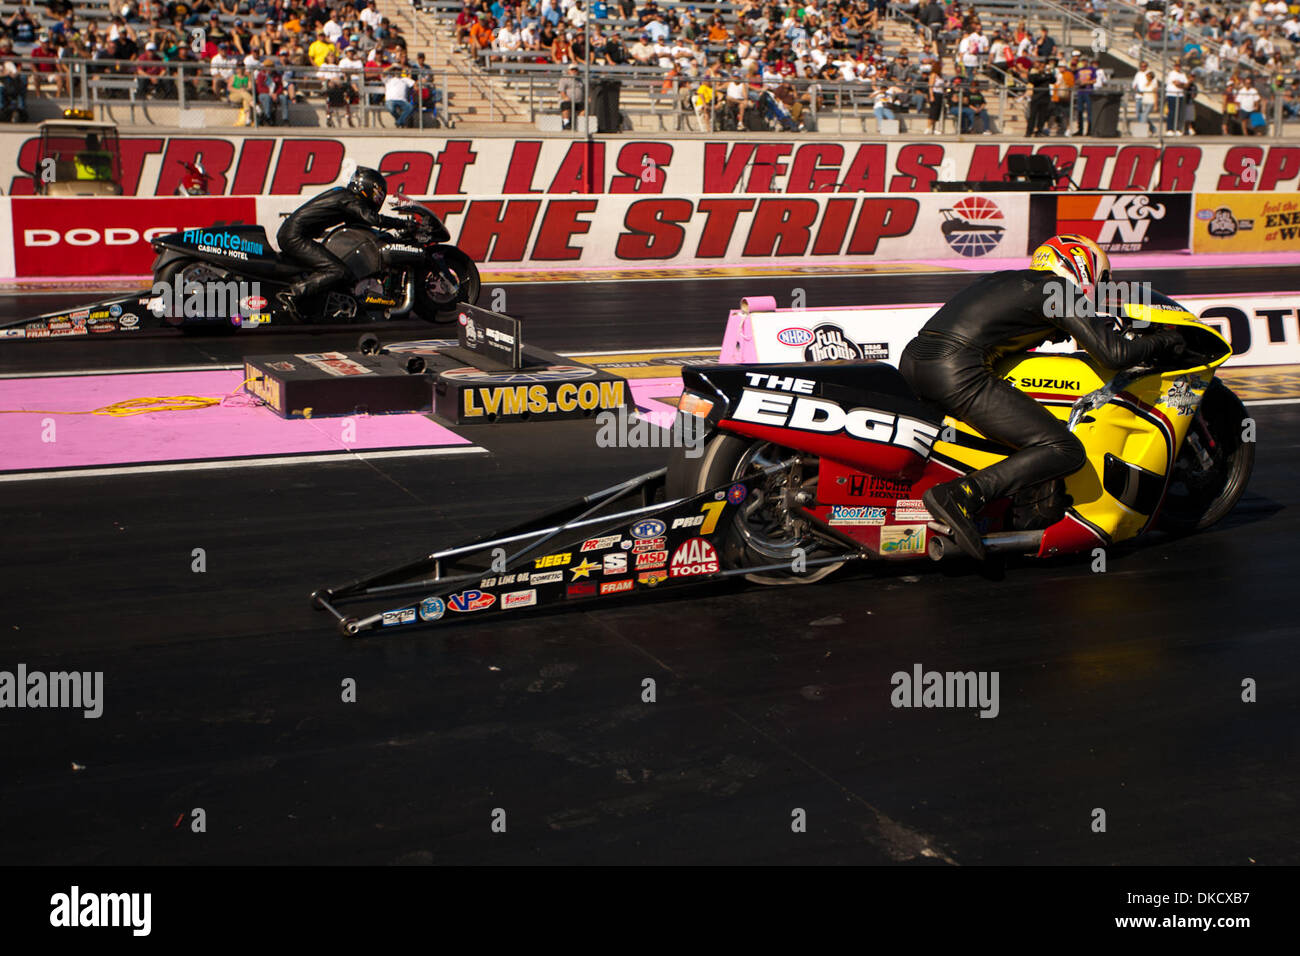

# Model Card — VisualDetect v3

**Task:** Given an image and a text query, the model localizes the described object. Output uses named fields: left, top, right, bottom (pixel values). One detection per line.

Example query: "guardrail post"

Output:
left=178, top=63, right=186, bottom=115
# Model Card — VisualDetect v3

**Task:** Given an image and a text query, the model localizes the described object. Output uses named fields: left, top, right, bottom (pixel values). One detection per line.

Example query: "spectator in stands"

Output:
left=1073, top=51, right=1095, bottom=136
left=383, top=63, right=415, bottom=126
left=915, top=0, right=944, bottom=46
left=551, top=28, right=571, bottom=62
left=210, top=41, right=239, bottom=96
left=567, top=0, right=588, bottom=30
left=1235, top=74, right=1266, bottom=134
left=470, top=11, right=494, bottom=54
left=136, top=39, right=172, bottom=97
left=558, top=61, right=583, bottom=128
left=693, top=72, right=714, bottom=129
left=1023, top=58, right=1052, bottom=136
left=724, top=69, right=747, bottom=126
left=957, top=22, right=987, bottom=79
left=256, top=58, right=291, bottom=123
left=229, top=61, right=255, bottom=124
left=1132, top=60, right=1158, bottom=134
left=1166, top=56, right=1189, bottom=133
left=0, top=56, right=28, bottom=123
left=308, top=29, right=336, bottom=66
left=1034, top=26, right=1055, bottom=61
left=8, top=6, right=39, bottom=46
left=456, top=3, right=478, bottom=47
left=923, top=58, right=944, bottom=133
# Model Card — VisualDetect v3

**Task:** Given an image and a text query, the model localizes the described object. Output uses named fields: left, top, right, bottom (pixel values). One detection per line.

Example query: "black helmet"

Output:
left=347, top=166, right=387, bottom=209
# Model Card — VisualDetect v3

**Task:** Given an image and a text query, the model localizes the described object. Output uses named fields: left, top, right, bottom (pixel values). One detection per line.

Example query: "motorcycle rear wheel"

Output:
left=154, top=259, right=239, bottom=335
left=666, top=434, right=845, bottom=585
left=1158, top=379, right=1255, bottom=533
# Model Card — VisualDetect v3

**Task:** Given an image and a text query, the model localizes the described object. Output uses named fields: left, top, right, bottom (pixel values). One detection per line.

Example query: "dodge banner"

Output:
left=2, top=134, right=1299, bottom=197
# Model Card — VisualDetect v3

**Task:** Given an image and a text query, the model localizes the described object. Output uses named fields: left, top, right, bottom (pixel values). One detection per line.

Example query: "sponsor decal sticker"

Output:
left=881, top=524, right=927, bottom=555
left=530, top=570, right=564, bottom=585
left=447, top=589, right=496, bottom=612
left=502, top=589, right=538, bottom=609
left=603, top=552, right=627, bottom=574
left=727, top=482, right=747, bottom=505
left=637, top=571, right=668, bottom=586
left=268, top=361, right=296, bottom=372
left=580, top=534, right=622, bottom=552
left=894, top=499, right=933, bottom=521
left=567, top=582, right=597, bottom=597
left=828, top=505, right=887, bottom=526
left=631, top=518, right=667, bottom=539
left=418, top=597, right=446, bottom=622
left=631, top=537, right=666, bottom=553
left=297, top=352, right=373, bottom=378
left=777, top=326, right=813, bottom=346
left=635, top=550, right=668, bottom=568
left=669, top=538, right=720, bottom=578
left=382, top=607, right=417, bottom=626
left=109, top=304, right=122, bottom=317
left=569, top=558, right=599, bottom=579
left=534, top=552, right=571, bottom=568
left=803, top=324, right=862, bottom=361
left=600, top=579, right=634, bottom=595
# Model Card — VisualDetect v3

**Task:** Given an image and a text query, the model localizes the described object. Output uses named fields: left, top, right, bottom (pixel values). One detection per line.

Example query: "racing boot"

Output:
left=923, top=478, right=987, bottom=561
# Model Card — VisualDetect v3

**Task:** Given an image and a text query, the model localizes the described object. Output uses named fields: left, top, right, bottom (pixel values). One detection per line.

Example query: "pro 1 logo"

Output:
left=669, top=538, right=720, bottom=578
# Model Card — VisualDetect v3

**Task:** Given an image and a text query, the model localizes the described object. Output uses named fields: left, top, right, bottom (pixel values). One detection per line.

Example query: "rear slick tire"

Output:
left=666, top=433, right=844, bottom=585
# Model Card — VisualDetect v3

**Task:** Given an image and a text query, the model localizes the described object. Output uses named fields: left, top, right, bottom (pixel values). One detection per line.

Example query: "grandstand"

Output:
left=0, top=0, right=1292, bottom=133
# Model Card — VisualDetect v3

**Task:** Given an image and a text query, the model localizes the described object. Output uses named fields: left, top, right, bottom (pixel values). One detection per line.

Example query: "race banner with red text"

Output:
left=3, top=133, right=1300, bottom=197
left=5, top=192, right=1029, bottom=276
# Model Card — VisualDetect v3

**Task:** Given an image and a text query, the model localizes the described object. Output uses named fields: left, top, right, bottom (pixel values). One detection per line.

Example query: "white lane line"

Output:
left=1244, top=398, right=1300, bottom=406
left=0, top=446, right=487, bottom=482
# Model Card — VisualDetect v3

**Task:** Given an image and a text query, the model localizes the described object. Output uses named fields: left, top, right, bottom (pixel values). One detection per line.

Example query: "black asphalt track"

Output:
left=2, top=265, right=1297, bottom=370
left=0, top=270, right=1297, bottom=866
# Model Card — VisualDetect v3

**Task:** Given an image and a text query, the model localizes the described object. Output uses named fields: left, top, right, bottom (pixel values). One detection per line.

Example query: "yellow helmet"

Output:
left=1030, top=233, right=1111, bottom=301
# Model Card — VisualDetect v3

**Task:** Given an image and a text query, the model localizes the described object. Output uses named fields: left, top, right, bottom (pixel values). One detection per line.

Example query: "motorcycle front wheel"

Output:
left=416, top=247, right=481, bottom=321
left=1158, top=379, right=1255, bottom=533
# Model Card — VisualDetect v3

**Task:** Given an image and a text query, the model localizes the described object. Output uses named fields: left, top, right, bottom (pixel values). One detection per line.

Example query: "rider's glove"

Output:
left=1149, top=327, right=1186, bottom=358
left=379, top=215, right=409, bottom=231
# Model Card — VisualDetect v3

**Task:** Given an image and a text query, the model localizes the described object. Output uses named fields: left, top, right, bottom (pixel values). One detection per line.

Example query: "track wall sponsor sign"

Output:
left=3, top=135, right=1298, bottom=197
left=1028, top=192, right=1193, bottom=253
left=3, top=192, right=1029, bottom=276
left=723, top=293, right=1300, bottom=369
left=1191, top=192, right=1300, bottom=253
left=9, top=196, right=259, bottom=277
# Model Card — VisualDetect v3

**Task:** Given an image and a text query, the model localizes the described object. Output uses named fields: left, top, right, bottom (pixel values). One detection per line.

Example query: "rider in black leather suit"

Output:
left=899, top=234, right=1184, bottom=560
left=275, top=166, right=408, bottom=319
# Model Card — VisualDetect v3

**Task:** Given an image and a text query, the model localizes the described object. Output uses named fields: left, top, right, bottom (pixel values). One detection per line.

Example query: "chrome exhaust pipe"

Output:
left=927, top=526, right=1044, bottom=561
left=390, top=274, right=417, bottom=317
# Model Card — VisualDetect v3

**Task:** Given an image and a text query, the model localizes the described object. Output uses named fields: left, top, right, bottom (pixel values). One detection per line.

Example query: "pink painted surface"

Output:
left=629, top=376, right=685, bottom=429
left=0, top=370, right=468, bottom=472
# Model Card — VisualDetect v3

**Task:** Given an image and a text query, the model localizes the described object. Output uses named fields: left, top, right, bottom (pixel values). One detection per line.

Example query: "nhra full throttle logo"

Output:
left=803, top=325, right=861, bottom=361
